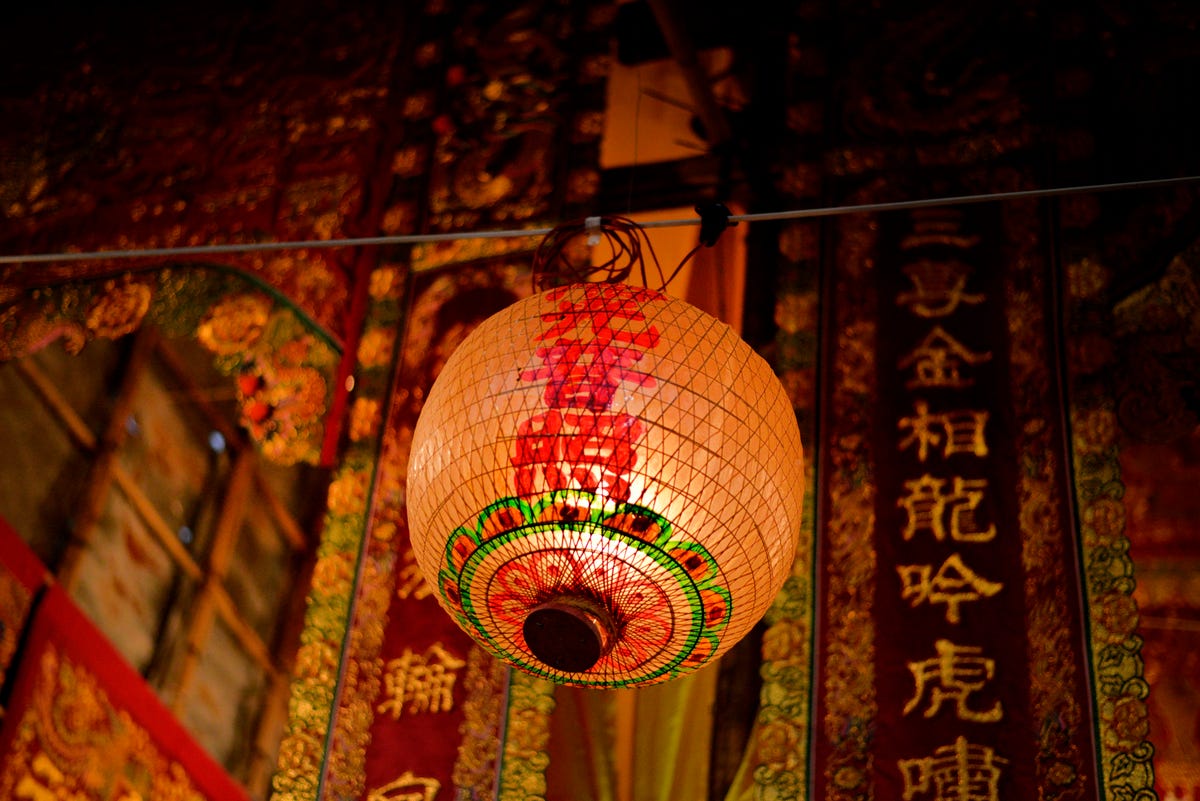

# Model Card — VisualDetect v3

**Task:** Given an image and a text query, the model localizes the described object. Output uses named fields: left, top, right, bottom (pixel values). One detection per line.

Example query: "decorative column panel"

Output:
left=1059, top=224, right=1184, bottom=801
left=304, top=3, right=613, bottom=800
left=814, top=187, right=1100, bottom=801
left=721, top=3, right=825, bottom=797
left=1047, top=3, right=1200, bottom=797
left=1056, top=187, right=1200, bottom=799
left=808, top=3, right=1104, bottom=799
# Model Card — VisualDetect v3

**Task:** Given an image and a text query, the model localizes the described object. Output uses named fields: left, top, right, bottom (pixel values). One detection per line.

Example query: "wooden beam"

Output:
left=596, top=155, right=732, bottom=214
left=58, top=330, right=153, bottom=590
left=645, top=0, right=732, bottom=148
left=13, top=359, right=98, bottom=452
left=169, top=450, right=255, bottom=710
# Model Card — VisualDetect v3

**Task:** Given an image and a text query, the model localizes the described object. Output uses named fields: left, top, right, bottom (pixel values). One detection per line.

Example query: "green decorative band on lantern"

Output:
left=436, top=490, right=732, bottom=687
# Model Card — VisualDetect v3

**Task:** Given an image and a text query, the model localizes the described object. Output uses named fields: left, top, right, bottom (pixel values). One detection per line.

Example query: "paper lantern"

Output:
left=407, top=281, right=804, bottom=688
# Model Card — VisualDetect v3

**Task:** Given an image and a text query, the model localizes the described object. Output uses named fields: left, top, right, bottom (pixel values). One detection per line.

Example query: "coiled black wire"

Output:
left=531, top=215, right=701, bottom=293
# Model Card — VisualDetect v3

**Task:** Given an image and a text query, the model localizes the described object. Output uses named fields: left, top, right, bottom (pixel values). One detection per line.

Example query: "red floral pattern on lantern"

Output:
left=489, top=550, right=583, bottom=618
left=489, top=547, right=674, bottom=673
left=435, top=491, right=726, bottom=686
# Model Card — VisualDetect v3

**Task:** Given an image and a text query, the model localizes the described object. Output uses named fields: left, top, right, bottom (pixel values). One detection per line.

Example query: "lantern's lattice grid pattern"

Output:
left=408, top=282, right=804, bottom=688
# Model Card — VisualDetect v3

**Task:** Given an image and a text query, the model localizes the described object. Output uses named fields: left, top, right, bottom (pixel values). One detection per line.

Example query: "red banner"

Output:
left=348, top=263, right=531, bottom=800
left=0, top=517, right=46, bottom=683
left=814, top=202, right=1099, bottom=801
left=0, top=585, right=249, bottom=801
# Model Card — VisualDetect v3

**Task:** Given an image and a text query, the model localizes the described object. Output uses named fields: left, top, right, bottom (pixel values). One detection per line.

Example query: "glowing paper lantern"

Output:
left=407, top=282, right=804, bottom=688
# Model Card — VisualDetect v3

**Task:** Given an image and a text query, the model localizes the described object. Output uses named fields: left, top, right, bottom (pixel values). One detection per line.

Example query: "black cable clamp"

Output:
left=695, top=202, right=735, bottom=247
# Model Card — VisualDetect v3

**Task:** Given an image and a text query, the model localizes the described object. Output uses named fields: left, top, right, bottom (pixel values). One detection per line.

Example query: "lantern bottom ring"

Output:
left=522, top=595, right=617, bottom=673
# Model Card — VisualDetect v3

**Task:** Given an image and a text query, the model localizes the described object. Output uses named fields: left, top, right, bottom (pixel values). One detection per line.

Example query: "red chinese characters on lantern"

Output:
left=512, top=410, right=644, bottom=499
left=521, top=341, right=656, bottom=410
left=511, top=284, right=662, bottom=502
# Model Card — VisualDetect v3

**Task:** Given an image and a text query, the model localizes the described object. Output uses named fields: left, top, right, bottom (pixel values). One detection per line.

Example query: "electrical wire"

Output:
left=531, top=215, right=670, bottom=291
left=1, top=173, right=1198, bottom=267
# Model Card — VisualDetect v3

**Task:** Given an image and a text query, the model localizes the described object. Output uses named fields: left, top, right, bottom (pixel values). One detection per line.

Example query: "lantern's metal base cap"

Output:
left=523, top=597, right=615, bottom=673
